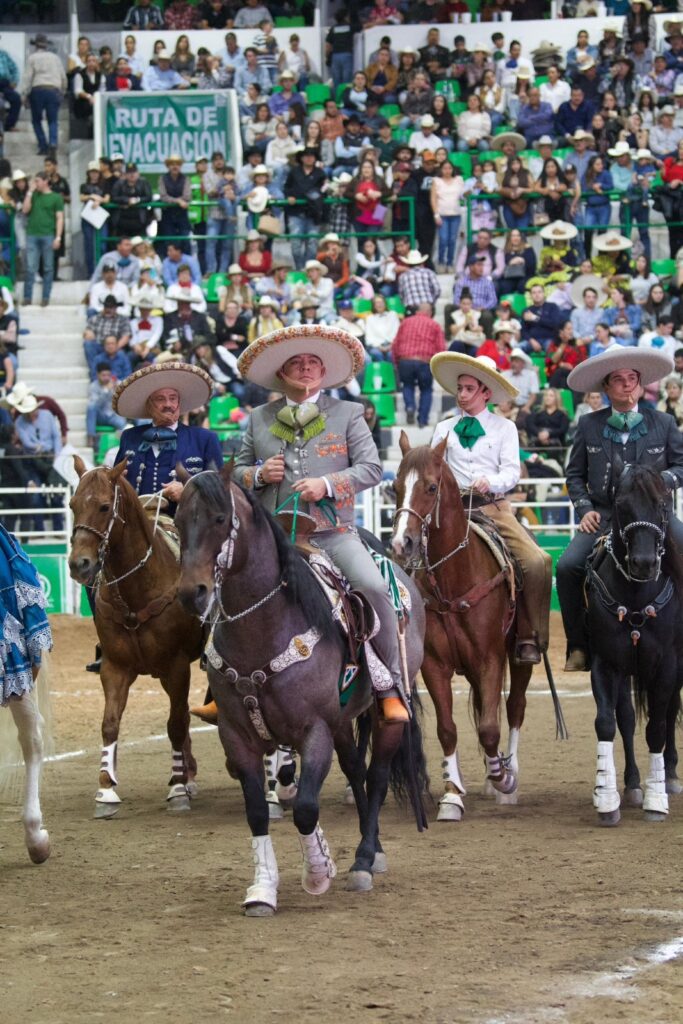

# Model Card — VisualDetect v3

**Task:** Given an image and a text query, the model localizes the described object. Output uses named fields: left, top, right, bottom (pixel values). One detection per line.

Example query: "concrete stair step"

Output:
left=20, top=347, right=86, bottom=368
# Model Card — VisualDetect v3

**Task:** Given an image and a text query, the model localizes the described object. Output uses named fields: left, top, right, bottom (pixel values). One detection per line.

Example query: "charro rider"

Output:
left=557, top=346, right=683, bottom=672
left=190, top=324, right=409, bottom=724
left=84, top=361, right=222, bottom=673
left=429, top=353, right=552, bottom=665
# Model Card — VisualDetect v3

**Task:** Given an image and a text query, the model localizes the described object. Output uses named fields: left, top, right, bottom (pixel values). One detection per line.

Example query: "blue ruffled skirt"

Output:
left=0, top=525, right=53, bottom=705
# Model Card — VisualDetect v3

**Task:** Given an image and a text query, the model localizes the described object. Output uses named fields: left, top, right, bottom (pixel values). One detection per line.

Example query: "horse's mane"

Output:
left=618, top=465, right=683, bottom=592
left=190, top=473, right=344, bottom=651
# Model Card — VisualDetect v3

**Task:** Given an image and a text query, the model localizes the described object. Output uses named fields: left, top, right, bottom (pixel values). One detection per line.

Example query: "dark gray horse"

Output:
left=175, top=466, right=427, bottom=915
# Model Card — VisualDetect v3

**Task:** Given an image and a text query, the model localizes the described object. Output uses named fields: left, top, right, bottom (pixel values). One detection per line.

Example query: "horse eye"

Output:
left=427, top=484, right=437, bottom=494
left=215, top=514, right=226, bottom=525
left=99, top=503, right=110, bottom=513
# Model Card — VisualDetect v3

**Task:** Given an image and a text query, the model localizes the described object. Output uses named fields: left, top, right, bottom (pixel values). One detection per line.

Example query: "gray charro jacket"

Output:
left=233, top=394, right=382, bottom=531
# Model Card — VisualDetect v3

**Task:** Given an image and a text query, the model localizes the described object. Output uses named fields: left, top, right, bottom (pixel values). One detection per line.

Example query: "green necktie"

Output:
left=454, top=415, right=486, bottom=449
left=606, top=410, right=643, bottom=432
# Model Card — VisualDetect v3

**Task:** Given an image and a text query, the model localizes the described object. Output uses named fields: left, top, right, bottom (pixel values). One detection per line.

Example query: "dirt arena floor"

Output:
left=2, top=612, right=682, bottom=1024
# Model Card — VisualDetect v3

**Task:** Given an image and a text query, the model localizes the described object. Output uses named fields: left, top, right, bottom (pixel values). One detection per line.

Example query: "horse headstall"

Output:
left=611, top=504, right=668, bottom=583
left=71, top=483, right=126, bottom=570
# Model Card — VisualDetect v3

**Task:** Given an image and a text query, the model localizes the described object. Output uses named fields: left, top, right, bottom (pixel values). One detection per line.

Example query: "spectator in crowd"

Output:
left=521, top=284, right=569, bottom=353
left=84, top=297, right=132, bottom=351
left=79, top=161, right=109, bottom=279
left=657, top=375, right=683, bottom=428
left=218, top=264, right=254, bottom=316
left=86, top=361, right=128, bottom=449
left=89, top=261, right=131, bottom=316
left=555, top=86, right=594, bottom=146
left=165, top=0, right=199, bottom=29
left=142, top=49, right=190, bottom=91
left=198, top=0, right=231, bottom=29
left=452, top=254, right=499, bottom=330
left=364, top=294, right=401, bottom=361
left=111, top=163, right=153, bottom=238
left=570, top=282, right=604, bottom=346
left=215, top=299, right=250, bottom=354
left=291, top=260, right=335, bottom=322
left=20, top=33, right=67, bottom=157
left=123, top=0, right=165, bottom=30
left=539, top=64, right=570, bottom=114
left=90, top=236, right=140, bottom=290
left=106, top=56, right=141, bottom=93
left=234, top=0, right=274, bottom=29
left=190, top=337, right=245, bottom=401
left=216, top=31, right=245, bottom=79
left=517, top=87, right=555, bottom=148
left=457, top=94, right=492, bottom=153
left=162, top=242, right=202, bottom=287
left=545, top=320, right=587, bottom=388
left=254, top=260, right=292, bottom=311
left=22, top=171, right=64, bottom=308
left=165, top=267, right=207, bottom=314
left=284, top=147, right=327, bottom=269
left=365, top=47, right=399, bottom=104
left=43, top=155, right=69, bottom=281
left=456, top=226, right=505, bottom=279
left=129, top=290, right=163, bottom=364
left=278, top=33, right=314, bottom=90
left=253, top=18, right=280, bottom=86
left=84, top=333, right=132, bottom=383
left=203, top=151, right=233, bottom=275
left=398, top=249, right=440, bottom=311
left=234, top=46, right=272, bottom=96
left=391, top=301, right=446, bottom=427
left=326, top=10, right=360, bottom=88
left=158, top=155, right=191, bottom=253
left=163, top=295, right=214, bottom=353
left=0, top=43, right=21, bottom=132
left=171, top=35, right=196, bottom=80
left=502, top=348, right=540, bottom=413
left=525, top=388, right=569, bottom=457
left=247, top=295, right=284, bottom=342
left=72, top=51, right=103, bottom=129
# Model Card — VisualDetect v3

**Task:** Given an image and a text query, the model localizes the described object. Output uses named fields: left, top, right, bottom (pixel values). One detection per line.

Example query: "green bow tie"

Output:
left=606, top=410, right=643, bottom=432
left=276, top=402, right=320, bottom=430
left=454, top=415, right=486, bottom=449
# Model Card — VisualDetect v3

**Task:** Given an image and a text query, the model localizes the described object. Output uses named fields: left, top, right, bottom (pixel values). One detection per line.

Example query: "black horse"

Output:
left=586, top=464, right=682, bottom=826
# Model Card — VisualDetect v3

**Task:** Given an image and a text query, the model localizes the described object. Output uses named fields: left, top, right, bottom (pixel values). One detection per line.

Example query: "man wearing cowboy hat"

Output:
left=502, top=348, right=539, bottom=412
left=113, top=362, right=222, bottom=513
left=555, top=87, right=595, bottom=147
left=158, top=155, right=192, bottom=251
left=110, top=163, right=153, bottom=238
left=558, top=348, right=683, bottom=670
left=397, top=249, right=440, bottom=311
left=430, top=353, right=552, bottom=665
left=141, top=49, right=189, bottom=91
left=649, top=106, right=683, bottom=160
left=229, top=324, right=409, bottom=723
left=284, top=147, right=327, bottom=270
left=89, top=261, right=131, bottom=317
left=130, top=289, right=163, bottom=361
left=20, top=33, right=66, bottom=157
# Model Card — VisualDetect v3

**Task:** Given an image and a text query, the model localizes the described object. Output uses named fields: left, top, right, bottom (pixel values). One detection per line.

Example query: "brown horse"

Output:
left=390, top=434, right=533, bottom=821
left=68, top=457, right=204, bottom=817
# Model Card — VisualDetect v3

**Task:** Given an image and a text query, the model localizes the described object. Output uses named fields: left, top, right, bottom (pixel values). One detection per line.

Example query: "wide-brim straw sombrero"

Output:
left=540, top=220, right=578, bottom=242
left=237, top=324, right=365, bottom=393
left=492, top=132, right=526, bottom=153
left=430, top=353, right=519, bottom=406
left=113, top=362, right=213, bottom=418
left=594, top=231, right=632, bottom=252
left=567, top=347, right=673, bottom=393
left=570, top=273, right=604, bottom=308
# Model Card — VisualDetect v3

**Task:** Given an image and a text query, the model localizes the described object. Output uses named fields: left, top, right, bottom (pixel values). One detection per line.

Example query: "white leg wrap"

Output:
left=441, top=752, right=466, bottom=795
left=171, top=749, right=185, bottom=780
left=594, top=740, right=620, bottom=813
left=100, top=741, right=118, bottom=786
left=299, top=824, right=337, bottom=896
left=264, top=751, right=278, bottom=788
left=643, top=752, right=669, bottom=815
left=244, top=835, right=279, bottom=911
left=485, top=752, right=517, bottom=794
left=506, top=727, right=520, bottom=779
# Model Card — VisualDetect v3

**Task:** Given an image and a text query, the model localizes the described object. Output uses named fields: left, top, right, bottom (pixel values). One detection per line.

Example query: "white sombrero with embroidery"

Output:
left=567, top=347, right=673, bottom=393
left=237, top=324, right=365, bottom=392
left=112, top=361, right=213, bottom=418
left=430, top=353, right=519, bottom=406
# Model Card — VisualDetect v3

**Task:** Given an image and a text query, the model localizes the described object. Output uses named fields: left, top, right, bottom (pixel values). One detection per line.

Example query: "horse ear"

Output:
left=73, top=454, right=87, bottom=478
left=399, top=430, right=411, bottom=456
left=175, top=461, right=191, bottom=484
left=220, top=457, right=234, bottom=486
left=433, top=436, right=448, bottom=461
left=109, top=458, right=128, bottom=483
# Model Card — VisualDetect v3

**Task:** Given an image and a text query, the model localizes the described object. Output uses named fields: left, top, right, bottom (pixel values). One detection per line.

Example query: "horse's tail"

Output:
left=0, top=656, right=54, bottom=800
left=389, top=690, right=430, bottom=832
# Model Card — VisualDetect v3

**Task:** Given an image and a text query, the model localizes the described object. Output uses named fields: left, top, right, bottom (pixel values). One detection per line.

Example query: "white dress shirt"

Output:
left=539, top=79, right=571, bottom=114
left=431, top=408, right=521, bottom=496
left=89, top=280, right=131, bottom=317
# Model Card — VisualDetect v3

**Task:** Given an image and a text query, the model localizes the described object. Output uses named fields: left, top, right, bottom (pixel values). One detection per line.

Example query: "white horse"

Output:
left=0, top=662, right=51, bottom=864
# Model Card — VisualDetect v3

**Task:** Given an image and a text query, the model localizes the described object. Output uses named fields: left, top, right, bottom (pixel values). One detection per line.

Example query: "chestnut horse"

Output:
left=390, top=434, right=533, bottom=821
left=68, top=457, right=204, bottom=817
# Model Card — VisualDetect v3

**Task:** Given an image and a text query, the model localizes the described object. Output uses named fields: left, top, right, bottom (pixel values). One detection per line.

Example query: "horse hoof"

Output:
left=346, top=870, right=373, bottom=892
left=185, top=780, right=199, bottom=799
left=94, top=787, right=121, bottom=819
left=372, top=852, right=388, bottom=874
left=598, top=809, right=621, bottom=827
left=495, top=788, right=518, bottom=806
left=268, top=800, right=284, bottom=821
left=643, top=810, right=668, bottom=823
left=27, top=830, right=50, bottom=864
left=167, top=784, right=191, bottom=813
left=244, top=902, right=276, bottom=917
left=490, top=772, right=518, bottom=796
left=437, top=793, right=465, bottom=821
left=624, top=787, right=644, bottom=808
left=342, top=784, right=355, bottom=807
left=666, top=776, right=683, bottom=795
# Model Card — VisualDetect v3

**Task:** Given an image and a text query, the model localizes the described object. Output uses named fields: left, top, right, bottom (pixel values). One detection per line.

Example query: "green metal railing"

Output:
left=94, top=195, right=416, bottom=258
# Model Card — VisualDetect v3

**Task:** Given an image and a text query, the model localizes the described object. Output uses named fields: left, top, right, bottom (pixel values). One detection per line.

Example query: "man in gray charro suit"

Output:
left=557, top=346, right=683, bottom=671
left=229, top=324, right=408, bottom=722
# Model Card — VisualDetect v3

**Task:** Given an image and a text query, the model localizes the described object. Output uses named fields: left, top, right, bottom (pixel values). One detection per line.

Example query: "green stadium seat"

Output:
left=435, top=80, right=461, bottom=99
left=449, top=151, right=472, bottom=177
left=95, top=432, right=121, bottom=465
left=448, top=101, right=467, bottom=116
left=500, top=292, right=527, bottom=317
left=0, top=274, right=13, bottom=290
left=275, top=16, right=305, bottom=27
left=286, top=270, right=307, bottom=284
left=362, top=362, right=397, bottom=393
left=391, top=128, right=411, bottom=142
left=96, top=424, right=115, bottom=433
left=386, top=295, right=405, bottom=315
left=352, top=297, right=372, bottom=316
left=202, top=272, right=229, bottom=303
left=559, top=389, right=575, bottom=417
left=379, top=103, right=401, bottom=119
left=335, top=82, right=351, bottom=104
left=535, top=75, right=549, bottom=86
left=530, top=353, right=548, bottom=388
left=652, top=258, right=676, bottom=278
left=552, top=147, right=572, bottom=162
left=208, top=394, right=239, bottom=428
left=368, top=393, right=396, bottom=427
left=305, top=83, right=331, bottom=107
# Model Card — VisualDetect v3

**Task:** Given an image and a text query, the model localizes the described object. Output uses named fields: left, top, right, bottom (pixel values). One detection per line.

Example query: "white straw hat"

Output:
left=237, top=324, right=365, bottom=392
left=430, top=353, right=519, bottom=406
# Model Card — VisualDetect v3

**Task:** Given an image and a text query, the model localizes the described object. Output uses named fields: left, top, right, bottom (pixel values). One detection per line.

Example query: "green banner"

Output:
left=23, top=548, right=69, bottom=615
left=104, top=91, right=231, bottom=173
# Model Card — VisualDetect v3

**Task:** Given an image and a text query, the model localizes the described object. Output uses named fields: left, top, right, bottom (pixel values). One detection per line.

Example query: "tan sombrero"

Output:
left=570, top=273, right=604, bottom=308
left=113, top=362, right=213, bottom=418
left=540, top=220, right=578, bottom=242
left=594, top=231, right=632, bottom=253
left=237, top=324, right=365, bottom=393
left=493, top=132, right=526, bottom=153
left=430, top=353, right=519, bottom=406
left=567, top=348, right=672, bottom=394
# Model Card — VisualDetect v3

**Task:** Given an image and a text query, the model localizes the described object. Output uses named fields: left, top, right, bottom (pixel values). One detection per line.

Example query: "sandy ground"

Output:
left=1, top=613, right=682, bottom=1024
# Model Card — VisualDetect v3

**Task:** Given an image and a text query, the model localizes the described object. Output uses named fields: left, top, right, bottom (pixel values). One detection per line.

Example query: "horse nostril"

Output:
left=78, top=557, right=91, bottom=573
left=195, top=584, right=208, bottom=604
